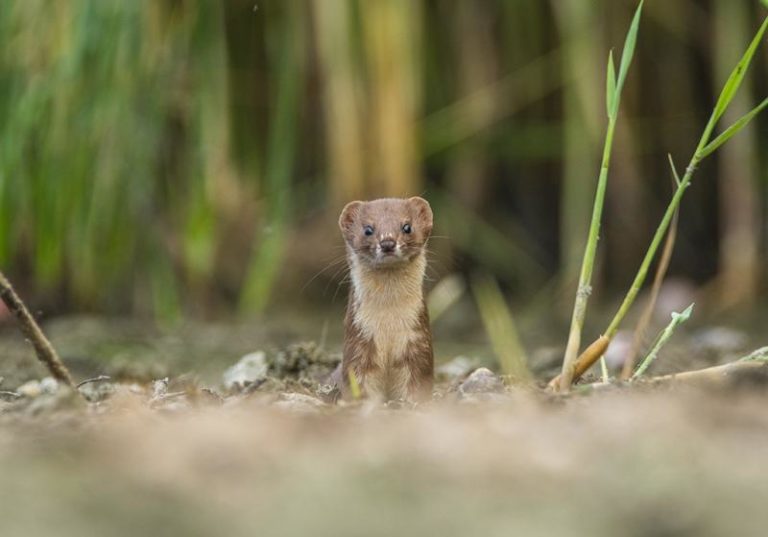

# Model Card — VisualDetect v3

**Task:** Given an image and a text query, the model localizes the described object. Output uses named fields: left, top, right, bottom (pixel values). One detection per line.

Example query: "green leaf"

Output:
left=615, top=0, right=644, bottom=96
left=606, top=50, right=617, bottom=118
left=699, top=96, right=768, bottom=158
left=710, top=15, right=768, bottom=126
left=671, top=303, right=694, bottom=323
left=471, top=273, right=531, bottom=382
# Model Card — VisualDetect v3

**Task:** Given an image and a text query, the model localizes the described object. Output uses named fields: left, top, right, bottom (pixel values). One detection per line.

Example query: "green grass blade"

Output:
left=709, top=15, right=768, bottom=127
left=471, top=274, right=531, bottom=382
left=614, top=0, right=644, bottom=97
left=632, top=303, right=694, bottom=380
left=738, top=347, right=768, bottom=363
left=348, top=370, right=362, bottom=400
left=427, top=274, right=466, bottom=322
left=606, top=50, right=616, bottom=118
left=699, top=96, right=768, bottom=158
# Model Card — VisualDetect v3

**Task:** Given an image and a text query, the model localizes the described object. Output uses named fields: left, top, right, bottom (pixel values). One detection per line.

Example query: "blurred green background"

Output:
left=0, top=0, right=766, bottom=321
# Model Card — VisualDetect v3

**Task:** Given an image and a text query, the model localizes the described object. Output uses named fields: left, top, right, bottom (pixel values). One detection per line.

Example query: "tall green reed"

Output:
left=555, top=12, right=768, bottom=389
left=0, top=1, right=231, bottom=317
left=558, top=1, right=644, bottom=391
left=239, top=3, right=305, bottom=314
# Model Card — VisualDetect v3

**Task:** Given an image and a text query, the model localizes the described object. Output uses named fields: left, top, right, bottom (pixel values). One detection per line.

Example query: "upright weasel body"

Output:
left=337, top=197, right=434, bottom=402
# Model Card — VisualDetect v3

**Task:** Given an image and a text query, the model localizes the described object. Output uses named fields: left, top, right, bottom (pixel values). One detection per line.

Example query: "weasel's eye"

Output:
left=402, top=223, right=412, bottom=234
left=363, top=225, right=374, bottom=236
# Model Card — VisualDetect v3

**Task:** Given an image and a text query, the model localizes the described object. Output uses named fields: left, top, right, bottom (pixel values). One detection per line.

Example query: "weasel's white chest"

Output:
left=355, top=291, right=420, bottom=359
left=349, top=256, right=426, bottom=366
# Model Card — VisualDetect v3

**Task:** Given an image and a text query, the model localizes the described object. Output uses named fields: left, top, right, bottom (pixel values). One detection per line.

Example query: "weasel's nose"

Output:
left=380, top=238, right=396, bottom=253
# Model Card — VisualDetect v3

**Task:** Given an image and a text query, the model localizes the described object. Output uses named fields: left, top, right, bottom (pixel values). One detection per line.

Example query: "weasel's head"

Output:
left=339, top=197, right=433, bottom=269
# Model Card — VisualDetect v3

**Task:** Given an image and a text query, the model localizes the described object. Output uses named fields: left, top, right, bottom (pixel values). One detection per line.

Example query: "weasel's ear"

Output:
left=339, top=201, right=363, bottom=237
left=408, top=196, right=433, bottom=237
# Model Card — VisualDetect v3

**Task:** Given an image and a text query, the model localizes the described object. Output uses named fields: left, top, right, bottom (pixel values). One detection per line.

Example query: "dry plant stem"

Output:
left=621, top=201, right=679, bottom=379
left=76, top=375, right=111, bottom=389
left=648, top=360, right=765, bottom=385
left=582, top=359, right=767, bottom=392
left=549, top=335, right=610, bottom=390
left=0, top=271, right=76, bottom=388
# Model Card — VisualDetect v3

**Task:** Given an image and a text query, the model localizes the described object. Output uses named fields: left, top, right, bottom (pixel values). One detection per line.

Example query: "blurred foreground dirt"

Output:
left=2, top=384, right=768, bottom=537
left=1, top=316, right=767, bottom=536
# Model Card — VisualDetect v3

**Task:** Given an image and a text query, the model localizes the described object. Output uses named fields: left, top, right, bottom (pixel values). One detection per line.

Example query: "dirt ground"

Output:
left=1, top=316, right=767, bottom=537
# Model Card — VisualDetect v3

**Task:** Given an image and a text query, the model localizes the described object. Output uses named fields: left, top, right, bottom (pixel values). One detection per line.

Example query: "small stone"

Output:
left=151, top=377, right=169, bottom=399
left=316, top=383, right=340, bottom=403
left=458, top=367, right=504, bottom=396
left=223, top=351, right=269, bottom=391
left=79, top=380, right=116, bottom=403
left=26, top=387, right=84, bottom=416
left=17, top=380, right=42, bottom=398
left=39, top=377, right=59, bottom=395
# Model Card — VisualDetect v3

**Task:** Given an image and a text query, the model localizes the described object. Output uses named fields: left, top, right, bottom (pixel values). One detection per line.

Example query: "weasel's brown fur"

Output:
left=336, top=197, right=434, bottom=402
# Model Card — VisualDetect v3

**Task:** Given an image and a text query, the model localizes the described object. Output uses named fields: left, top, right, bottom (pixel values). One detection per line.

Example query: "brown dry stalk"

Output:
left=0, top=271, right=76, bottom=388
left=621, top=208, right=679, bottom=379
left=548, top=335, right=610, bottom=390
left=651, top=360, right=766, bottom=385
left=580, top=358, right=767, bottom=392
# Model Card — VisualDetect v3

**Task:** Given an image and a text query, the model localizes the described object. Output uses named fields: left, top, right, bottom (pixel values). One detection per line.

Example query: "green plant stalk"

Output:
left=559, top=121, right=616, bottom=389
left=555, top=13, right=768, bottom=390
left=632, top=303, right=693, bottom=380
left=604, top=97, right=762, bottom=339
left=604, top=165, right=693, bottom=338
left=600, top=355, right=609, bottom=383
left=738, top=347, right=768, bottom=362
left=602, top=13, right=768, bottom=339
left=559, top=1, right=644, bottom=391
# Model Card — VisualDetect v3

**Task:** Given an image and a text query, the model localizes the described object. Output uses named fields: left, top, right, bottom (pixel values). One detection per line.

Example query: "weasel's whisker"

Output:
left=324, top=265, right=351, bottom=296
left=302, top=255, right=349, bottom=293
left=332, top=276, right=351, bottom=302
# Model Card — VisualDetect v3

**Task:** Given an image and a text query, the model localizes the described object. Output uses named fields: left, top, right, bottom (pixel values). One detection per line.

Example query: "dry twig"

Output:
left=0, top=271, right=76, bottom=388
left=76, top=375, right=112, bottom=389
left=576, top=349, right=768, bottom=392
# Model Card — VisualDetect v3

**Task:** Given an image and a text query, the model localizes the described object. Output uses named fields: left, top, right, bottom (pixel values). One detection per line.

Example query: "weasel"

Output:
left=335, top=197, right=434, bottom=402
